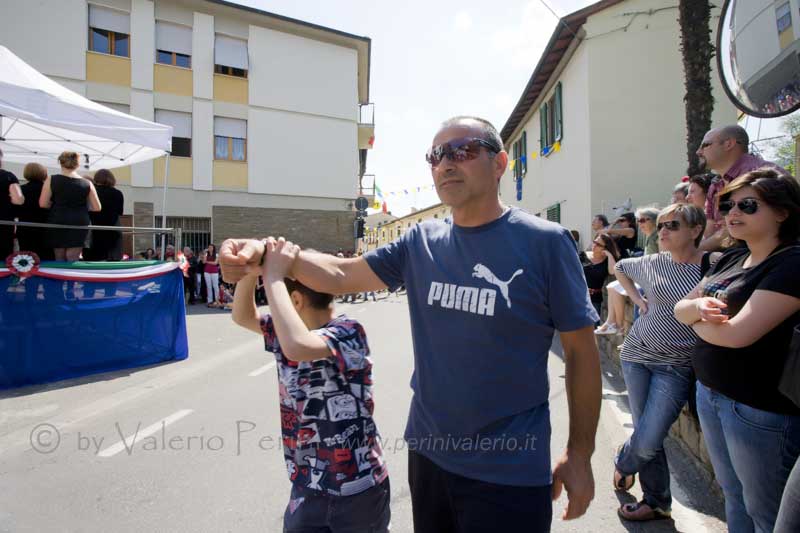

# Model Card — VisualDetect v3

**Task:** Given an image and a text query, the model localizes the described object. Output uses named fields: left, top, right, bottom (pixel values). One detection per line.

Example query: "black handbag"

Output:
left=780, top=324, right=800, bottom=408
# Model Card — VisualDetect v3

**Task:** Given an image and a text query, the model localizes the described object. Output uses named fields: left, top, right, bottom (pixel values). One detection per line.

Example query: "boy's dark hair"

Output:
left=284, top=279, right=334, bottom=309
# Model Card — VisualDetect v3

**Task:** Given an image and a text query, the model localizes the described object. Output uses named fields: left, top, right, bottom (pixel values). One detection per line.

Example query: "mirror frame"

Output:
left=716, top=0, right=800, bottom=118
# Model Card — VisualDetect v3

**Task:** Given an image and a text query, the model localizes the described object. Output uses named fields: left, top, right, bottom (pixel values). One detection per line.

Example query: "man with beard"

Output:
left=220, top=116, right=602, bottom=532
left=696, top=125, right=788, bottom=250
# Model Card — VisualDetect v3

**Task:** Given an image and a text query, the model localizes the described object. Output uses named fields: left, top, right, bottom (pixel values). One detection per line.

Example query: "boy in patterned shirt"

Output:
left=231, top=238, right=390, bottom=532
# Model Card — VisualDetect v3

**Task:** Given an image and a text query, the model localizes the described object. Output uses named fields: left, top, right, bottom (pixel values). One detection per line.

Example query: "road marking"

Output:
left=0, top=337, right=263, bottom=457
left=98, top=409, right=194, bottom=458
left=248, top=362, right=276, bottom=377
left=601, top=382, right=711, bottom=533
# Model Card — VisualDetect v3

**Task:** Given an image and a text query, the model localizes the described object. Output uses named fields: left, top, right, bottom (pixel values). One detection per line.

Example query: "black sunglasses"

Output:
left=657, top=220, right=681, bottom=232
left=425, top=137, right=500, bottom=168
left=719, top=197, right=759, bottom=216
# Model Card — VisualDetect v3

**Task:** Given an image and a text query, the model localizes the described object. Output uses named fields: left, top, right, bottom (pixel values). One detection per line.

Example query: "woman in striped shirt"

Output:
left=611, top=203, right=714, bottom=521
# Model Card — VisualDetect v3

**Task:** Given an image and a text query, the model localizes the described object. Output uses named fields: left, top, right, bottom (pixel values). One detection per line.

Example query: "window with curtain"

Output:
left=213, top=117, right=247, bottom=161
left=156, top=110, right=192, bottom=158
left=776, top=3, right=792, bottom=33
left=156, top=21, right=192, bottom=68
left=88, top=4, right=130, bottom=57
left=214, top=35, right=248, bottom=78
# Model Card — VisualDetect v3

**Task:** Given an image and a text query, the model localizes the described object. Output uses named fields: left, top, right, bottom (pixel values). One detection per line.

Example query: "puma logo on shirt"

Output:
left=427, top=263, right=525, bottom=316
left=471, top=264, right=524, bottom=308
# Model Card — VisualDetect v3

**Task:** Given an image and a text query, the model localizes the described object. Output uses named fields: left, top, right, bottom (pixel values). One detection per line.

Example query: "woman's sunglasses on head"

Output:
left=426, top=137, right=500, bottom=168
left=719, top=197, right=759, bottom=216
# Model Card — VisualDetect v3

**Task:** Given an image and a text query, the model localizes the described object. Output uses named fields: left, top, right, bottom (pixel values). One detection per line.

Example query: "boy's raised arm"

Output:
left=231, top=274, right=262, bottom=334
left=263, top=239, right=332, bottom=362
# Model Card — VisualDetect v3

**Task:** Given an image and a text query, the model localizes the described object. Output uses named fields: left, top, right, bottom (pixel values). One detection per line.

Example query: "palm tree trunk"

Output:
left=679, top=0, right=715, bottom=176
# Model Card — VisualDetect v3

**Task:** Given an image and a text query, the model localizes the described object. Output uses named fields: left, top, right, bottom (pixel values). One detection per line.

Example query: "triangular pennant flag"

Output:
left=382, top=201, right=388, bottom=214
left=374, top=184, right=383, bottom=199
left=520, top=155, right=527, bottom=165
left=509, top=160, right=517, bottom=171
left=553, top=141, right=561, bottom=152
left=372, top=199, right=381, bottom=209
left=530, top=151, right=537, bottom=160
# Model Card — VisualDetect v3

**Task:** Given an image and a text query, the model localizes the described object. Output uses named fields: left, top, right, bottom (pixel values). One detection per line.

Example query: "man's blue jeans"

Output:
left=696, top=381, right=800, bottom=533
left=616, top=360, right=693, bottom=511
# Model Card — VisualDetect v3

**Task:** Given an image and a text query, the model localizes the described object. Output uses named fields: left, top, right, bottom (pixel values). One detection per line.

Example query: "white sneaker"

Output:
left=595, top=324, right=620, bottom=335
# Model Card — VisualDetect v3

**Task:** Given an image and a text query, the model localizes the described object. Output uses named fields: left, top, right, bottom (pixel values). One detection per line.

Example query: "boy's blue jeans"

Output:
left=696, top=382, right=800, bottom=533
left=616, top=360, right=693, bottom=511
left=283, top=478, right=390, bottom=533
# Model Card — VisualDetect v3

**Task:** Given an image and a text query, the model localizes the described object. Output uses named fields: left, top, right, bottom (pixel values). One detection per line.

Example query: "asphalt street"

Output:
left=0, top=293, right=727, bottom=532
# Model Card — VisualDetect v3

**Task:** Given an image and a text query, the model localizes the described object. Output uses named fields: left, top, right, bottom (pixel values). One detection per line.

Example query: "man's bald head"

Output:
left=716, top=125, right=749, bottom=152
left=438, top=116, right=504, bottom=153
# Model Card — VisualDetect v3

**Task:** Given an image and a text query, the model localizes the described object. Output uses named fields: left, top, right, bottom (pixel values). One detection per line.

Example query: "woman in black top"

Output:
left=0, top=148, right=25, bottom=260
left=583, top=233, right=620, bottom=323
left=606, top=212, right=639, bottom=258
left=84, top=169, right=124, bottom=261
left=39, top=152, right=102, bottom=261
left=17, top=162, right=53, bottom=260
left=675, top=169, right=800, bottom=532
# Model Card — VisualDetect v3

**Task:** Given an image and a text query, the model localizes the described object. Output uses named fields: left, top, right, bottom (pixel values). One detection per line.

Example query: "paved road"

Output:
left=0, top=294, right=727, bottom=532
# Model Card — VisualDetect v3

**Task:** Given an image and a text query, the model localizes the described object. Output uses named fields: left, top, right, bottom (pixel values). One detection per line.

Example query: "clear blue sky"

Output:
left=237, top=0, right=791, bottom=215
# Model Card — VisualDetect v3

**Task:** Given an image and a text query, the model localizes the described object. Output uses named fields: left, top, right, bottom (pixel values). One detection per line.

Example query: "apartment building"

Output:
left=0, top=0, right=373, bottom=253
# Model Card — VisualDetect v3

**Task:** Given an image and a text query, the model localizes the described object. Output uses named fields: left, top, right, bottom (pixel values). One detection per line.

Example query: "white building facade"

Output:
left=499, top=0, right=738, bottom=248
left=0, top=0, right=373, bottom=253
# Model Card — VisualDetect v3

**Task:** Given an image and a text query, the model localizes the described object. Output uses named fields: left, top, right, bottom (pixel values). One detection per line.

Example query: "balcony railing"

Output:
left=358, top=103, right=375, bottom=125
left=359, top=174, right=376, bottom=199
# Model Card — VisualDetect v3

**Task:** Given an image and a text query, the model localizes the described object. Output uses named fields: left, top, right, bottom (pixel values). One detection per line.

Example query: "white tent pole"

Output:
left=160, top=152, right=170, bottom=260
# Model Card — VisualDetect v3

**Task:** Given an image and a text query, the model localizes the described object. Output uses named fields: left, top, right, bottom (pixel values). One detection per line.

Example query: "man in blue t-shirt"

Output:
left=221, top=116, right=602, bottom=532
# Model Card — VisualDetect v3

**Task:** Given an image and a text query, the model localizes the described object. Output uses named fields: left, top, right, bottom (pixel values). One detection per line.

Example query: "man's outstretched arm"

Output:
left=220, top=238, right=387, bottom=295
left=551, top=325, right=601, bottom=520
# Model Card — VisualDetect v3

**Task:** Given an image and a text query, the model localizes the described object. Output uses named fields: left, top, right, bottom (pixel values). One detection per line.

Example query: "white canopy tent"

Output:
left=0, top=45, right=174, bottom=249
left=0, top=46, right=172, bottom=169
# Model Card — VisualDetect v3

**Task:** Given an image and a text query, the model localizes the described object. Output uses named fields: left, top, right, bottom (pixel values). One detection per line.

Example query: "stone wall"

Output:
left=212, top=206, right=355, bottom=253
left=595, top=292, right=718, bottom=481
left=132, top=201, right=154, bottom=254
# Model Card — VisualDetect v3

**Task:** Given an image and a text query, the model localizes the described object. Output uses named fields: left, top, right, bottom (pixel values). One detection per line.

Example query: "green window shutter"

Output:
left=546, top=203, right=561, bottom=223
left=554, top=82, right=563, bottom=142
left=539, top=104, right=548, bottom=152
left=521, top=131, right=527, bottom=174
left=512, top=141, right=518, bottom=180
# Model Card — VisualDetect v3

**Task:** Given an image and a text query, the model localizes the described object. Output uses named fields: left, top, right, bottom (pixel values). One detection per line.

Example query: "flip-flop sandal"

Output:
left=618, top=501, right=671, bottom=521
left=613, top=469, right=635, bottom=492
left=613, top=444, right=636, bottom=491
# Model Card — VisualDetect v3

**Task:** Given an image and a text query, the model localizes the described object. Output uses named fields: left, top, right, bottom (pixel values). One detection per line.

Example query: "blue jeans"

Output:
left=616, top=361, right=693, bottom=510
left=776, top=457, right=800, bottom=532
left=696, top=381, right=800, bottom=533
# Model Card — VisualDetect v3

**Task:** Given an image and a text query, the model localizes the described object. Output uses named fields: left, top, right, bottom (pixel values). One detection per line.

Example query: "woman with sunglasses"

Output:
left=674, top=169, right=800, bottom=533
left=584, top=234, right=621, bottom=323
left=596, top=208, right=657, bottom=335
left=612, top=203, right=712, bottom=521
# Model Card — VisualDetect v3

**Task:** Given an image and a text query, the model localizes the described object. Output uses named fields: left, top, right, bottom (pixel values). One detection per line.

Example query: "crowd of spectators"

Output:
left=761, top=80, right=800, bottom=114
left=578, top=124, right=800, bottom=529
